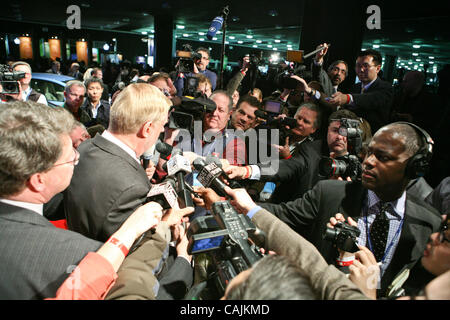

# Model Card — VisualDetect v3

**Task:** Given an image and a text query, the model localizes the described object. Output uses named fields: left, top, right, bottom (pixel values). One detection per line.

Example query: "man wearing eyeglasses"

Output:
left=174, top=47, right=217, bottom=96
left=328, top=49, right=394, bottom=134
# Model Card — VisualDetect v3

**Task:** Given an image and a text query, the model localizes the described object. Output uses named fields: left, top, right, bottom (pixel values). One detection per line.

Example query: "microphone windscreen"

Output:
left=193, top=157, right=207, bottom=171
left=206, top=16, right=224, bottom=40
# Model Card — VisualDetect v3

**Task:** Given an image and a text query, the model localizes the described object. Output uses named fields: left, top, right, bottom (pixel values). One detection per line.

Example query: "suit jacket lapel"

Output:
left=339, top=182, right=367, bottom=220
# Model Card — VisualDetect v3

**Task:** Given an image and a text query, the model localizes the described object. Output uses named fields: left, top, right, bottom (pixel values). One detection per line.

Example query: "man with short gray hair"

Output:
left=63, top=80, right=90, bottom=123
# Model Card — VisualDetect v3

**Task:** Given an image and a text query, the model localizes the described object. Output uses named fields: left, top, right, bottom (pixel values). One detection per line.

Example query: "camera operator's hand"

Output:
left=327, top=213, right=357, bottom=229
left=162, top=206, right=194, bottom=226
left=329, top=91, right=348, bottom=106
left=224, top=165, right=250, bottom=180
left=315, top=43, right=329, bottom=64
left=167, top=78, right=177, bottom=97
left=224, top=186, right=258, bottom=214
left=173, top=221, right=192, bottom=263
left=272, top=136, right=291, bottom=159
left=193, top=62, right=199, bottom=74
left=1, top=81, right=23, bottom=102
left=349, top=246, right=379, bottom=300
left=193, top=187, right=221, bottom=210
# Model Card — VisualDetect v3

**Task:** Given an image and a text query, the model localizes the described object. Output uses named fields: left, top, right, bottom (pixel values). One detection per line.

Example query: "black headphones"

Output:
left=393, top=122, right=434, bottom=179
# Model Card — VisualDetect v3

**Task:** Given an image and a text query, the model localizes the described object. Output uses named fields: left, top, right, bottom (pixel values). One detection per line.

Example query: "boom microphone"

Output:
left=156, top=141, right=173, bottom=161
left=207, top=16, right=224, bottom=40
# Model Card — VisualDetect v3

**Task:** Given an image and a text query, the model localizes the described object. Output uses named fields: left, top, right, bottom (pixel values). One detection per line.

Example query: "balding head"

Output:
left=375, top=123, right=422, bottom=158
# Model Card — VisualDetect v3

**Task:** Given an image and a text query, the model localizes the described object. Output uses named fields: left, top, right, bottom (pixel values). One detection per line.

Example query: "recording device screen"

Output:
left=191, top=235, right=225, bottom=254
left=264, top=100, right=282, bottom=114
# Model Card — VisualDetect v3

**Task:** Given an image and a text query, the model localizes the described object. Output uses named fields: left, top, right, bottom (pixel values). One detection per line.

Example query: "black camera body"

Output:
left=186, top=201, right=265, bottom=299
left=168, top=95, right=216, bottom=134
left=176, top=44, right=202, bottom=74
left=323, top=222, right=360, bottom=253
left=0, top=64, right=25, bottom=94
left=319, top=118, right=363, bottom=181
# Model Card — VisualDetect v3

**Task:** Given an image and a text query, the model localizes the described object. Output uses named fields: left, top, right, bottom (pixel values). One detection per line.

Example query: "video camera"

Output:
left=0, top=64, right=25, bottom=94
left=323, top=221, right=360, bottom=253
left=185, top=200, right=265, bottom=299
left=319, top=118, right=363, bottom=181
left=176, top=44, right=203, bottom=74
left=255, top=104, right=298, bottom=146
left=168, top=95, right=216, bottom=134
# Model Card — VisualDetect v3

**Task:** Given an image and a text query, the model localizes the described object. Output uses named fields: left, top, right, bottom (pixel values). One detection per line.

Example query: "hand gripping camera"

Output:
left=0, top=64, right=26, bottom=94
left=323, top=221, right=361, bottom=253
left=185, top=201, right=265, bottom=299
left=319, top=118, right=363, bottom=181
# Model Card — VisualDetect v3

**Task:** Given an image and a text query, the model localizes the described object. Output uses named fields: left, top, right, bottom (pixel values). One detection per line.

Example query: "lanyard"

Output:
left=365, top=212, right=404, bottom=264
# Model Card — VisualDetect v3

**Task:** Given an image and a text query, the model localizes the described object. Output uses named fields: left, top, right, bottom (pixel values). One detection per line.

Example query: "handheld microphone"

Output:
left=156, top=141, right=173, bottom=161
left=204, top=155, right=243, bottom=189
left=193, top=157, right=228, bottom=197
left=142, top=145, right=156, bottom=169
left=166, top=149, right=194, bottom=208
left=146, top=179, right=179, bottom=209
left=206, top=16, right=224, bottom=40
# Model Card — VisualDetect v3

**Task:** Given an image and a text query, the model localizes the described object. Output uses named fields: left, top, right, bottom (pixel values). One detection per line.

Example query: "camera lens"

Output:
left=323, top=226, right=337, bottom=242
left=319, top=157, right=348, bottom=177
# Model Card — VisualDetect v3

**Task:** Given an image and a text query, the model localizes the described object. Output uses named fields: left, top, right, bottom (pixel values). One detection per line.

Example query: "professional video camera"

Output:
left=0, top=64, right=25, bottom=94
left=176, top=44, right=203, bottom=74
left=255, top=104, right=298, bottom=146
left=319, top=118, right=363, bottom=181
left=323, top=221, right=360, bottom=253
left=185, top=200, right=265, bottom=299
left=168, top=95, right=216, bottom=134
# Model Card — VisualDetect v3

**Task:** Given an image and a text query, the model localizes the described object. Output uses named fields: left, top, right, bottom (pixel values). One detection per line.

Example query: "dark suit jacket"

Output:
left=65, top=134, right=151, bottom=241
left=311, top=61, right=335, bottom=97
left=258, top=139, right=323, bottom=203
left=344, top=77, right=393, bottom=134
left=260, top=180, right=441, bottom=295
left=0, top=202, right=102, bottom=299
left=80, top=99, right=110, bottom=130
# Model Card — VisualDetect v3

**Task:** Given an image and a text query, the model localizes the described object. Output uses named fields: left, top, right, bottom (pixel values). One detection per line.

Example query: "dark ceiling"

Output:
left=2, top=0, right=450, bottom=79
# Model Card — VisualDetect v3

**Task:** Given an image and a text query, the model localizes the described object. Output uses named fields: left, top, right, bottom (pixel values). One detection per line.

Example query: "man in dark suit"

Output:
left=65, top=83, right=172, bottom=241
left=329, top=49, right=393, bottom=134
left=311, top=43, right=348, bottom=97
left=225, top=109, right=361, bottom=204
left=237, top=122, right=441, bottom=297
left=0, top=101, right=103, bottom=299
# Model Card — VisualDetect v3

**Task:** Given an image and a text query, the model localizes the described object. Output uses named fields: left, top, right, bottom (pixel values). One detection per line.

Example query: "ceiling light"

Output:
left=183, top=34, right=189, bottom=37
left=416, top=58, right=421, bottom=62
left=273, top=48, right=278, bottom=51
left=199, top=38, right=204, bottom=41
left=103, top=43, right=110, bottom=51
left=274, top=39, right=281, bottom=43
left=412, top=53, right=419, bottom=56
left=256, top=40, right=262, bottom=43
left=237, top=41, right=243, bottom=44
left=212, top=37, right=218, bottom=41
left=176, top=25, right=185, bottom=29
left=246, top=35, right=253, bottom=39
left=429, top=56, right=434, bottom=59
left=267, top=44, right=272, bottom=48
left=413, top=44, right=421, bottom=48
left=252, top=45, right=258, bottom=48
left=430, top=61, right=434, bottom=64
left=141, top=31, right=148, bottom=35
left=372, top=44, right=380, bottom=48
left=229, top=36, right=235, bottom=39
left=198, top=32, right=205, bottom=36
left=14, top=37, right=20, bottom=44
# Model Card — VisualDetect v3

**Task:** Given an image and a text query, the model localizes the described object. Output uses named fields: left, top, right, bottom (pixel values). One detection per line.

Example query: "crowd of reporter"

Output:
left=0, top=38, right=449, bottom=301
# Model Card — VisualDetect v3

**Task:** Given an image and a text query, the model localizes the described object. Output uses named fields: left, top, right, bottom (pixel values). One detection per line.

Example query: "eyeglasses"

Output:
left=355, top=63, right=376, bottom=70
left=53, top=148, right=80, bottom=167
left=439, top=219, right=449, bottom=243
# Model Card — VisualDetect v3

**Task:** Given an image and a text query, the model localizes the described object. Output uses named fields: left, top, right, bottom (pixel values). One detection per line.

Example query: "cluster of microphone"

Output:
left=145, top=141, right=241, bottom=210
